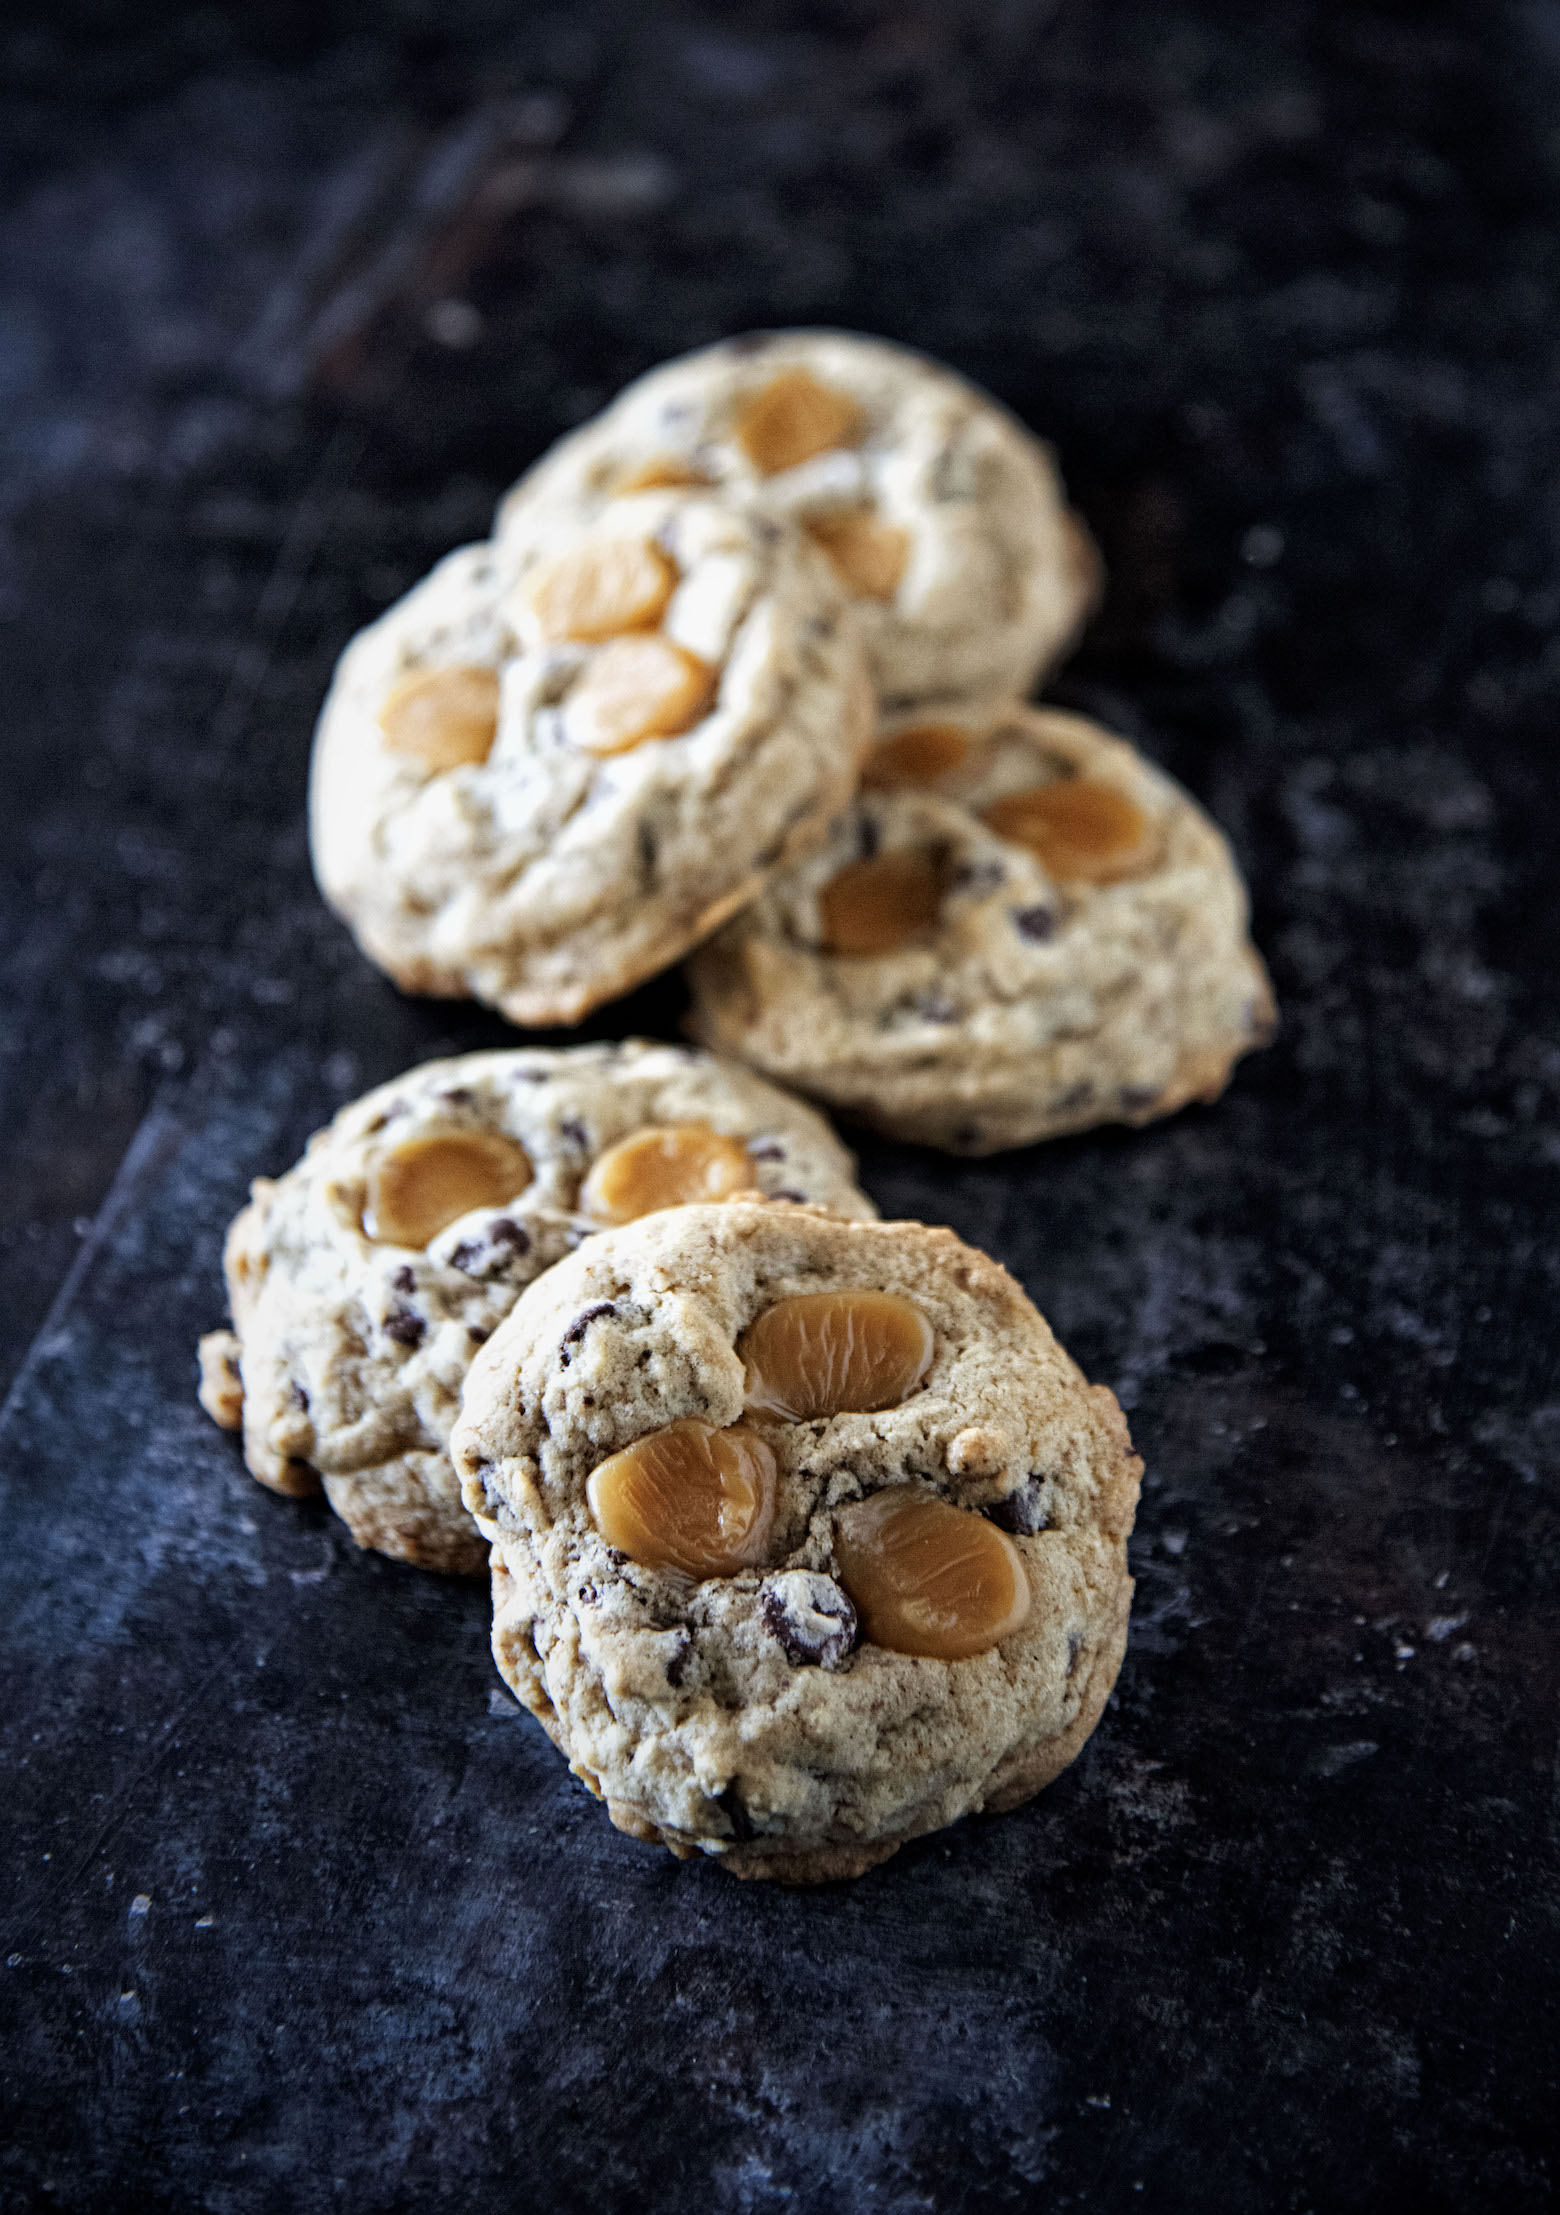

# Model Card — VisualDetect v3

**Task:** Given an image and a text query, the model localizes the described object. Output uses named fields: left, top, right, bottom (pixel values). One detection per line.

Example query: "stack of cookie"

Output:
left=203, top=331, right=1274, bottom=1878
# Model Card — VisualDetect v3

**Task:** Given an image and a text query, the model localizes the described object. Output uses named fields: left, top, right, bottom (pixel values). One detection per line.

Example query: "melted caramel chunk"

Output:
left=817, top=848, right=944, bottom=956
left=740, top=1289, right=933, bottom=1421
left=834, top=1487, right=1031, bottom=1660
left=379, top=666, right=500, bottom=771
left=805, top=512, right=910, bottom=601
left=733, top=370, right=864, bottom=475
left=525, top=537, right=677, bottom=642
left=579, top=1124, right=755, bottom=1224
left=613, top=456, right=713, bottom=494
left=364, top=1132, right=533, bottom=1248
left=586, top=1420, right=778, bottom=1577
left=566, top=634, right=717, bottom=755
left=981, top=778, right=1157, bottom=885
left=861, top=723, right=971, bottom=790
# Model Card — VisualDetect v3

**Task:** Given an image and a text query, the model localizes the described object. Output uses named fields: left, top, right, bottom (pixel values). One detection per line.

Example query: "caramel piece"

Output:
left=379, top=666, right=499, bottom=772
left=834, top=1487, right=1031, bottom=1660
left=733, top=370, right=864, bottom=475
left=817, top=848, right=944, bottom=956
left=981, top=778, right=1157, bottom=885
left=861, top=723, right=971, bottom=790
left=566, top=634, right=716, bottom=755
left=613, top=456, right=712, bottom=493
left=364, top=1132, right=533, bottom=1248
left=525, top=536, right=677, bottom=643
left=805, top=512, right=910, bottom=601
left=740, top=1289, right=933, bottom=1421
left=579, top=1124, right=754, bottom=1224
left=197, top=1330, right=244, bottom=1430
left=586, top=1420, right=778, bottom=1577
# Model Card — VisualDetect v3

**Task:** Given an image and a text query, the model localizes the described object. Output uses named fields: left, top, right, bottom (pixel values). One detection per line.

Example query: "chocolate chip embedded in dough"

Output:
left=559, top=1301, right=617, bottom=1366
left=949, top=857, right=1006, bottom=897
left=441, top=1214, right=534, bottom=1282
left=760, top=1571, right=857, bottom=1670
left=986, top=1477, right=1050, bottom=1536
left=384, top=1307, right=426, bottom=1349
left=1012, top=904, right=1056, bottom=943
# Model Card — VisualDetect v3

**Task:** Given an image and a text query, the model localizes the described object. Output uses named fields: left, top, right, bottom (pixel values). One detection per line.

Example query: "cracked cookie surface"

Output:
left=495, top=330, right=1100, bottom=709
left=197, top=1044, right=875, bottom=1574
left=453, top=1202, right=1140, bottom=1878
left=686, top=703, right=1276, bottom=1154
left=310, top=488, right=870, bottom=1026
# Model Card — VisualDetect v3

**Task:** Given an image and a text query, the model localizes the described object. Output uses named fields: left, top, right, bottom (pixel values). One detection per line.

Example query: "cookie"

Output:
left=496, top=330, right=1100, bottom=709
left=686, top=703, right=1276, bottom=1154
left=310, top=487, right=872, bottom=1026
left=453, top=1201, right=1140, bottom=1880
left=197, top=1043, right=876, bottom=1575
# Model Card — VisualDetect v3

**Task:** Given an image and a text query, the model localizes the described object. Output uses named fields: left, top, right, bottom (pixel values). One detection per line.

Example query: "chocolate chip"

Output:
left=911, top=992, right=959, bottom=1024
left=288, top=1381, right=310, bottom=1412
left=391, top=1264, right=417, bottom=1293
left=467, top=1325, right=490, bottom=1345
left=1119, top=1084, right=1159, bottom=1114
left=1066, top=1632, right=1084, bottom=1676
left=987, top=1478, right=1049, bottom=1535
left=440, top=1087, right=475, bottom=1107
left=1011, top=904, right=1056, bottom=943
left=746, top=1138, right=786, bottom=1162
left=950, top=858, right=1006, bottom=896
left=761, top=1571, right=857, bottom=1669
left=665, top=1631, right=693, bottom=1687
left=559, top=1301, right=616, bottom=1366
left=446, top=1216, right=532, bottom=1280
left=637, top=821, right=658, bottom=879
left=384, top=1308, right=425, bottom=1349
left=577, top=1582, right=598, bottom=1606
left=857, top=814, right=880, bottom=861
left=557, top=1117, right=589, bottom=1150
left=716, top=1782, right=755, bottom=1841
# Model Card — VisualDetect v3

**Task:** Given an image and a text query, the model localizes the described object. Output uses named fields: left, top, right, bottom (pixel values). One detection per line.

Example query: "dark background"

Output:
left=2, top=3, right=1557, bottom=2208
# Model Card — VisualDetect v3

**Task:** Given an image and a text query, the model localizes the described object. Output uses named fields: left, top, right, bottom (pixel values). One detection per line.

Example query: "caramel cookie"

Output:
left=686, top=703, right=1276, bottom=1154
left=310, top=488, right=871, bottom=1026
left=453, top=1202, right=1140, bottom=1879
left=197, top=1044, right=875, bottom=1575
left=496, top=330, right=1100, bottom=709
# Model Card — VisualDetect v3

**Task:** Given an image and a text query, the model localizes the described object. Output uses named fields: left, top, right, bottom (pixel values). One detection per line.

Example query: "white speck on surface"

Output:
left=424, top=298, right=483, bottom=349
left=130, top=1895, right=151, bottom=1918
left=1426, top=1614, right=1469, bottom=1642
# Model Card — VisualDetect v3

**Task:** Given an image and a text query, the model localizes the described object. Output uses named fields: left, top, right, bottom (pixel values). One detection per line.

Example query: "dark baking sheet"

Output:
left=1, top=5, right=1556, bottom=2208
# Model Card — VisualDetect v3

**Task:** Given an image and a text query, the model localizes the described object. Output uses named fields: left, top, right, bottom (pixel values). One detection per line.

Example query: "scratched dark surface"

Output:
left=2, top=3, right=1558, bottom=2209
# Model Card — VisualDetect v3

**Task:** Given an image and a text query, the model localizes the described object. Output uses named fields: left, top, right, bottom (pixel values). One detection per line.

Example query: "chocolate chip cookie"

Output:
left=496, top=330, right=1100, bottom=709
left=453, top=1201, right=1140, bottom=1878
left=197, top=1043, right=876, bottom=1575
left=686, top=703, right=1276, bottom=1154
left=310, top=488, right=871, bottom=1026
